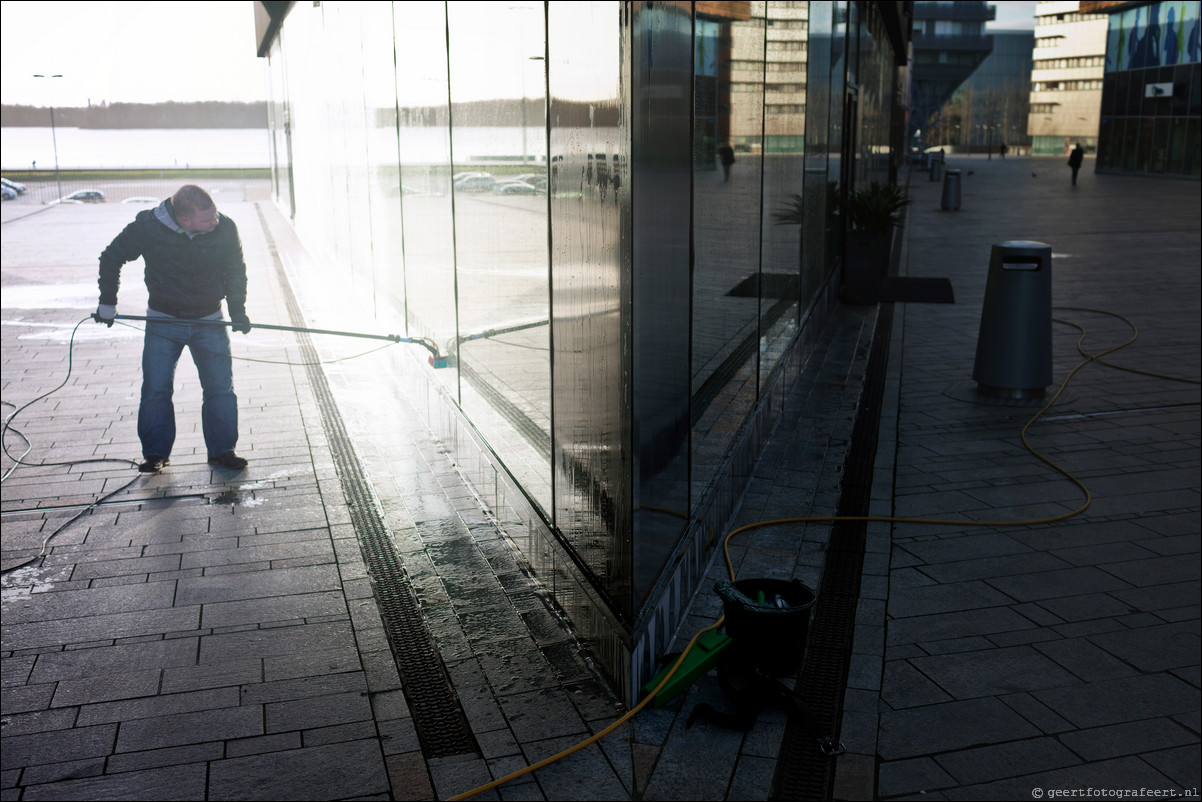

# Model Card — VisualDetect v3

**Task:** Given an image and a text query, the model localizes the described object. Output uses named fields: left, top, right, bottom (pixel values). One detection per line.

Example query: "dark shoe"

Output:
left=208, top=451, right=248, bottom=471
left=139, top=456, right=169, bottom=473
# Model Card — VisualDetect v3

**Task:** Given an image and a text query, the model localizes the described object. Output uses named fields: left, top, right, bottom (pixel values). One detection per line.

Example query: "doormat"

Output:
left=878, top=276, right=955, bottom=303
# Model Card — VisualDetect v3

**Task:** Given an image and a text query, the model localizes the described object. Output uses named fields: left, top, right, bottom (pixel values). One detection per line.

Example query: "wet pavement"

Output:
left=2, top=155, right=1199, bottom=801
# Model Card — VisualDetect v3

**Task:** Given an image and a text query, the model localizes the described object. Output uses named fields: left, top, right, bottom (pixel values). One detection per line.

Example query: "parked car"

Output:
left=51, top=189, right=106, bottom=204
left=121, top=196, right=160, bottom=204
left=1, top=177, right=27, bottom=195
left=1, top=185, right=17, bottom=201
left=493, top=180, right=544, bottom=195
left=493, top=173, right=546, bottom=194
left=453, top=174, right=495, bottom=192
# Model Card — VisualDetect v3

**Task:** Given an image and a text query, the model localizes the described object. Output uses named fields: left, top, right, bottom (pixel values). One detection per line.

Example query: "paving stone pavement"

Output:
left=0, top=198, right=865, bottom=801
left=838, top=156, right=1201, bottom=801
left=2, top=154, right=1199, bottom=802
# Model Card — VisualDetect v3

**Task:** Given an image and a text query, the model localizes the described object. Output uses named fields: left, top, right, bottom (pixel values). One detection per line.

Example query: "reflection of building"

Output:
left=254, top=1, right=911, bottom=704
left=694, top=1, right=809, bottom=163
left=1094, top=0, right=1201, bottom=177
left=1027, top=1, right=1110, bottom=154
left=953, top=30, right=1035, bottom=151
left=910, top=0, right=997, bottom=147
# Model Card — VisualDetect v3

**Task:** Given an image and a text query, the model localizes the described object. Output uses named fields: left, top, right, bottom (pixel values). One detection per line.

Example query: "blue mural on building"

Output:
left=1107, top=0, right=1201, bottom=71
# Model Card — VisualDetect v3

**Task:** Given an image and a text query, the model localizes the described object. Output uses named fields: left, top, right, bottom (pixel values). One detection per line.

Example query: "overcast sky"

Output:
left=0, top=1, right=268, bottom=107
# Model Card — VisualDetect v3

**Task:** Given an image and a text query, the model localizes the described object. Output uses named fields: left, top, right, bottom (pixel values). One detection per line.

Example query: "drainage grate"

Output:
left=770, top=301, right=894, bottom=801
left=256, top=208, right=478, bottom=759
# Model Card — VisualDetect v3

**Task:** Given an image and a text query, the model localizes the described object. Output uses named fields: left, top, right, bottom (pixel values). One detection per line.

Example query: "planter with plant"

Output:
left=839, top=180, right=909, bottom=304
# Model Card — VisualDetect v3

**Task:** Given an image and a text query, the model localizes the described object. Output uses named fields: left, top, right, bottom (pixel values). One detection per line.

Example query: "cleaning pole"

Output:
left=94, top=313, right=449, bottom=366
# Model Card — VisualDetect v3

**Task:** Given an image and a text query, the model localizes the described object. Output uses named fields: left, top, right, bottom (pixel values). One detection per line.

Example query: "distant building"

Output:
left=1027, top=1, right=1111, bottom=154
left=1094, top=0, right=1201, bottom=177
left=948, top=29, right=1035, bottom=153
left=910, top=0, right=997, bottom=148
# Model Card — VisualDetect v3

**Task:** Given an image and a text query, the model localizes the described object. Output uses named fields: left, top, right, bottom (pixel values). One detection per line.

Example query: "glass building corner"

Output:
left=261, top=0, right=910, bottom=702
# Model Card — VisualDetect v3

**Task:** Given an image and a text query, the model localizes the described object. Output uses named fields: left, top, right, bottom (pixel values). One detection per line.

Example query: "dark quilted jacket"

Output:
left=98, top=199, right=247, bottom=320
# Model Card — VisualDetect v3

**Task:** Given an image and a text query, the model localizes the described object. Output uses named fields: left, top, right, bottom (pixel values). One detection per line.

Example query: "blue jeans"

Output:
left=138, top=317, right=238, bottom=459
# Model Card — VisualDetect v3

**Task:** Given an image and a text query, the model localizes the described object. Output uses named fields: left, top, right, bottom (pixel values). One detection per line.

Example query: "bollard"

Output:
left=941, top=169, right=962, bottom=210
left=930, top=155, right=943, bottom=182
left=973, top=241, right=1053, bottom=398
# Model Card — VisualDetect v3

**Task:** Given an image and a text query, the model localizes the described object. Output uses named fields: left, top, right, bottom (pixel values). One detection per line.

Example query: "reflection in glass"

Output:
left=362, top=4, right=405, bottom=323
left=803, top=0, right=834, bottom=296
left=691, top=4, right=765, bottom=503
left=447, top=1, right=552, bottom=513
left=759, top=1, right=809, bottom=390
left=631, top=0, right=692, bottom=610
left=394, top=2, right=457, bottom=380
left=548, top=1, right=631, bottom=617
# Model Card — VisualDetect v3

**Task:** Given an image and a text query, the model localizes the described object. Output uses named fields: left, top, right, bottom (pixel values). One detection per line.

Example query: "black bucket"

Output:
left=715, top=578, right=817, bottom=677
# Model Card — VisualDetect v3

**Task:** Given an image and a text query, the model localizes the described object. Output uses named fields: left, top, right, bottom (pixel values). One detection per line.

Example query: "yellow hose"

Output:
left=446, top=306, right=1197, bottom=800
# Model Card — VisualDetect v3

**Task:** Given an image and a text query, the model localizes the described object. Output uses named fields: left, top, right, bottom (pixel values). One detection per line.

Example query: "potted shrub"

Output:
left=772, top=181, right=841, bottom=274
left=839, top=180, right=909, bottom=304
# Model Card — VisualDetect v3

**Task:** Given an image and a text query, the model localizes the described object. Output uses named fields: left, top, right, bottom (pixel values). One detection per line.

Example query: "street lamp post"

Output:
left=33, top=74, right=64, bottom=201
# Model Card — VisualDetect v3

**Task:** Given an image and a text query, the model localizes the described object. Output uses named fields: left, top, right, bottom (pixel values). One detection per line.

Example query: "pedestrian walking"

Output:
left=719, top=144, right=735, bottom=182
left=1068, top=144, right=1085, bottom=186
left=94, top=185, right=252, bottom=473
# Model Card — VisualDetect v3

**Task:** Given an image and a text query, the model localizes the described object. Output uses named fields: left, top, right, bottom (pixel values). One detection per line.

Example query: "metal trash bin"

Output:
left=715, top=578, right=816, bottom=677
left=973, top=241, right=1053, bottom=398
left=941, top=169, right=962, bottom=210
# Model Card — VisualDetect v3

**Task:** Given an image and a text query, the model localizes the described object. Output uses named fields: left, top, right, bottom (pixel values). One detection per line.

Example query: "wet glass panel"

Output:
left=447, top=1, right=552, bottom=514
left=323, top=5, right=369, bottom=305
left=361, top=5, right=405, bottom=326
left=548, top=1, right=632, bottom=618
left=280, top=4, right=341, bottom=277
left=804, top=1, right=834, bottom=290
left=631, top=1, right=692, bottom=611
left=760, top=0, right=808, bottom=390
left=393, top=2, right=457, bottom=383
left=691, top=4, right=765, bottom=507
left=266, top=40, right=293, bottom=218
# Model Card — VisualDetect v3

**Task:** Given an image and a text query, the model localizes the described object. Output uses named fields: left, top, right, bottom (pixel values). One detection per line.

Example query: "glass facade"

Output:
left=263, top=0, right=907, bottom=700
left=1098, top=0, right=1202, bottom=177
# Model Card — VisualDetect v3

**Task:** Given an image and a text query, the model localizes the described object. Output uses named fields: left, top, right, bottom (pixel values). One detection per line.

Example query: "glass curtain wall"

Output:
left=447, top=2, right=553, bottom=512
left=631, top=1, right=692, bottom=610
left=266, top=38, right=293, bottom=219
left=1098, top=1, right=1201, bottom=177
left=760, top=1, right=809, bottom=390
left=266, top=0, right=900, bottom=665
left=856, top=5, right=895, bottom=188
left=691, top=4, right=766, bottom=512
left=548, top=1, right=632, bottom=616
left=802, top=1, right=833, bottom=296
